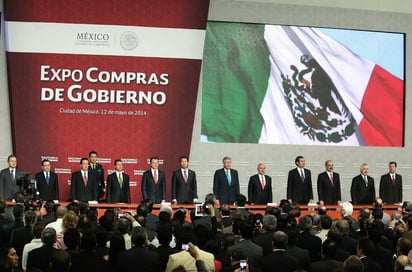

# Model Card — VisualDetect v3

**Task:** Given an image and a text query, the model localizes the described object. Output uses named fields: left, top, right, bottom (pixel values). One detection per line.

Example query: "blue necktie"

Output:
left=226, top=170, right=231, bottom=186
left=46, top=172, right=50, bottom=185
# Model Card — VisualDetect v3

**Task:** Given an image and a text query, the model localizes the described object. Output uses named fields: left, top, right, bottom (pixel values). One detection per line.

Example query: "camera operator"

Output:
left=191, top=194, right=218, bottom=232
left=0, top=155, right=25, bottom=201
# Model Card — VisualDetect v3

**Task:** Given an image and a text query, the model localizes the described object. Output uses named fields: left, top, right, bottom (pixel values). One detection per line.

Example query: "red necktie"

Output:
left=260, top=175, right=265, bottom=190
left=183, top=170, right=188, bottom=183
left=83, top=172, right=88, bottom=186
left=392, top=175, right=396, bottom=185
left=330, top=173, right=334, bottom=186
left=153, top=170, right=158, bottom=183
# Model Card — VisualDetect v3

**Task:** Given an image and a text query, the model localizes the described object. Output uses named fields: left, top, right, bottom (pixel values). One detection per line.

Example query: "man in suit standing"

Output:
left=0, top=154, right=24, bottom=201
left=351, top=163, right=376, bottom=205
left=70, top=158, right=99, bottom=202
left=88, top=151, right=105, bottom=199
left=317, top=160, right=341, bottom=205
left=172, top=156, right=198, bottom=204
left=248, top=163, right=273, bottom=204
left=379, top=161, right=402, bottom=204
left=27, top=227, right=58, bottom=272
left=213, top=156, right=240, bottom=205
left=287, top=155, right=313, bottom=204
left=106, top=159, right=130, bottom=203
left=35, top=159, right=59, bottom=201
left=141, top=157, right=166, bottom=203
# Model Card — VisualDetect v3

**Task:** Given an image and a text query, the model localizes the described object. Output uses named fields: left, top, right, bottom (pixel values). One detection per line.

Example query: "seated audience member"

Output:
left=117, top=227, right=160, bottom=272
left=262, top=231, right=299, bottom=272
left=22, top=222, right=44, bottom=271
left=27, top=227, right=58, bottom=272
left=343, top=255, right=364, bottom=272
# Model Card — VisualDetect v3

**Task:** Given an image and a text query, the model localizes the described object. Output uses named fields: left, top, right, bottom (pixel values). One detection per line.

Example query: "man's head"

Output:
left=357, top=237, right=374, bottom=257
left=325, top=160, right=334, bottom=172
left=7, top=155, right=17, bottom=169
left=262, top=214, right=277, bottom=231
left=114, top=159, right=123, bottom=172
left=80, top=158, right=89, bottom=171
left=41, top=159, right=51, bottom=173
left=150, top=157, right=159, bottom=170
left=235, top=194, right=247, bottom=207
left=42, top=227, right=57, bottom=245
left=88, top=151, right=98, bottom=164
left=298, top=215, right=313, bottom=231
left=180, top=156, right=189, bottom=169
left=272, top=231, right=288, bottom=249
left=343, top=255, right=364, bottom=272
left=295, top=156, right=305, bottom=168
left=223, top=156, right=232, bottom=170
left=130, top=227, right=147, bottom=246
left=257, top=163, right=266, bottom=175
left=389, top=161, right=397, bottom=174
left=360, top=163, right=369, bottom=176
left=341, top=202, right=353, bottom=217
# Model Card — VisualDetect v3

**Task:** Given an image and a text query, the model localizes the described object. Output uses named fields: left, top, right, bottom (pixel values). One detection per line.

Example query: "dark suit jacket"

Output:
left=285, top=245, right=311, bottom=271
left=248, top=174, right=272, bottom=204
left=361, top=256, right=383, bottom=272
left=379, top=173, right=402, bottom=204
left=226, top=239, right=263, bottom=272
left=287, top=168, right=313, bottom=204
left=117, top=245, right=160, bottom=272
left=171, top=169, right=198, bottom=203
left=252, top=231, right=274, bottom=256
left=89, top=163, right=105, bottom=198
left=141, top=169, right=166, bottom=203
left=106, top=172, right=130, bottom=203
left=10, top=226, right=34, bottom=267
left=27, top=244, right=58, bottom=272
left=351, top=175, right=376, bottom=204
left=213, top=168, right=240, bottom=204
left=310, top=258, right=343, bottom=272
left=317, top=171, right=341, bottom=205
left=0, top=167, right=24, bottom=200
left=70, top=170, right=99, bottom=201
left=35, top=171, right=59, bottom=201
left=261, top=250, right=299, bottom=272
left=296, top=230, right=322, bottom=262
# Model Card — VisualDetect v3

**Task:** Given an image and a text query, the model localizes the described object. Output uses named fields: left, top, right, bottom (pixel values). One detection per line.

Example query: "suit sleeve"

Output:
left=126, top=176, right=131, bottom=203
left=248, top=176, right=254, bottom=203
left=234, top=170, right=240, bottom=196
left=106, top=175, right=112, bottom=203
left=268, top=176, right=273, bottom=203
left=55, top=173, right=60, bottom=200
left=399, top=175, right=403, bottom=203
left=141, top=173, right=148, bottom=200
left=171, top=171, right=177, bottom=200
left=371, top=177, right=376, bottom=200
left=192, top=171, right=198, bottom=199
left=350, top=178, right=357, bottom=204
left=317, top=174, right=323, bottom=202
left=93, top=174, right=99, bottom=200
left=287, top=171, right=293, bottom=200
left=70, top=173, right=77, bottom=200
left=307, top=170, right=313, bottom=200
left=379, top=176, right=384, bottom=199
left=162, top=173, right=166, bottom=201
left=213, top=171, right=220, bottom=200
left=0, top=171, right=5, bottom=200
left=336, top=174, right=342, bottom=201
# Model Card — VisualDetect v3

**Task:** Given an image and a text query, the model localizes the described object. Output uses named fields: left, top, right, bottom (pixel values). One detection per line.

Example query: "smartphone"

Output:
left=195, top=204, right=204, bottom=217
left=181, top=244, right=189, bottom=251
left=118, top=213, right=125, bottom=219
left=240, top=260, right=247, bottom=271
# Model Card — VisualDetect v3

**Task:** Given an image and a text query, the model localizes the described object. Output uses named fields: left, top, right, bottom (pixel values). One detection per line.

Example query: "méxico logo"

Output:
left=280, top=55, right=356, bottom=143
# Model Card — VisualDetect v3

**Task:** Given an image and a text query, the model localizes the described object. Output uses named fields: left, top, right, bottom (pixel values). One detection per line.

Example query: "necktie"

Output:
left=183, top=170, right=188, bottom=182
left=364, top=176, right=368, bottom=187
left=10, top=169, right=15, bottom=183
left=153, top=170, right=158, bottom=183
left=330, top=173, right=334, bottom=186
left=226, top=170, right=231, bottom=186
left=83, top=172, right=88, bottom=186
left=46, top=172, right=50, bottom=185
left=392, top=175, right=396, bottom=185
left=300, top=169, right=305, bottom=183
left=118, top=173, right=123, bottom=188
left=260, top=175, right=265, bottom=190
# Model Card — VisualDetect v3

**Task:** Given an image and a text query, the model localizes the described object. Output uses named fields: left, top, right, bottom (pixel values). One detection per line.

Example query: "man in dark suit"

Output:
left=141, top=157, right=166, bottom=203
left=27, top=227, right=58, bottom=272
left=88, top=151, right=105, bottom=199
left=262, top=231, right=299, bottom=272
left=317, top=160, right=341, bottom=205
left=379, top=161, right=402, bottom=204
left=351, top=163, right=376, bottom=205
left=117, top=227, right=159, bottom=272
left=287, top=155, right=313, bottom=204
left=296, top=215, right=322, bottom=262
left=0, top=154, right=25, bottom=201
left=70, top=158, right=99, bottom=202
left=171, top=156, right=198, bottom=204
left=213, top=156, right=240, bottom=205
left=106, top=159, right=130, bottom=203
left=35, top=159, right=59, bottom=201
left=248, top=163, right=273, bottom=204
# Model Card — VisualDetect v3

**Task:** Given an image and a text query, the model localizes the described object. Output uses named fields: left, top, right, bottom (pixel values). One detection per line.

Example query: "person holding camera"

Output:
left=0, top=155, right=24, bottom=201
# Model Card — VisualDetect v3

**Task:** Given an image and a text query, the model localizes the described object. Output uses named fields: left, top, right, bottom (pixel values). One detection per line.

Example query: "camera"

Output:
left=181, top=244, right=189, bottom=251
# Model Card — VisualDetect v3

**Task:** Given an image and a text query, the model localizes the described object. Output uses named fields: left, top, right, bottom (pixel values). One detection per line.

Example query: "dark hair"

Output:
left=88, top=151, right=97, bottom=157
left=80, top=232, right=97, bottom=251
left=51, top=249, right=70, bottom=272
left=7, top=155, right=16, bottom=162
left=322, top=239, right=337, bottom=258
left=320, top=215, right=332, bottom=229
left=114, top=159, right=122, bottom=165
left=235, top=194, right=247, bottom=207
left=116, top=218, right=131, bottom=235
left=109, top=231, right=125, bottom=264
left=149, top=157, right=159, bottom=163
left=130, top=227, right=147, bottom=246
left=179, top=156, right=189, bottom=162
left=63, top=228, right=81, bottom=250
left=32, top=222, right=45, bottom=238
left=80, top=157, right=89, bottom=165
left=157, top=222, right=173, bottom=245
left=389, top=161, right=397, bottom=167
left=358, top=237, right=375, bottom=256
left=295, top=155, right=304, bottom=164
left=41, top=159, right=51, bottom=166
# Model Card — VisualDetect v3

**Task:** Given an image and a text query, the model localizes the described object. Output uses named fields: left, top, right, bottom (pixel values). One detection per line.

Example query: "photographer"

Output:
left=191, top=194, right=218, bottom=233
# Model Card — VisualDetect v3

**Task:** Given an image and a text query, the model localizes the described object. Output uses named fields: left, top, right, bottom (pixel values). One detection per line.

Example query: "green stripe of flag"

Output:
left=201, top=21, right=271, bottom=143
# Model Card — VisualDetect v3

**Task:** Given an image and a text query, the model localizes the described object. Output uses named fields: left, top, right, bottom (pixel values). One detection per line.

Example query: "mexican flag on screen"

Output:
left=201, top=22, right=404, bottom=146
